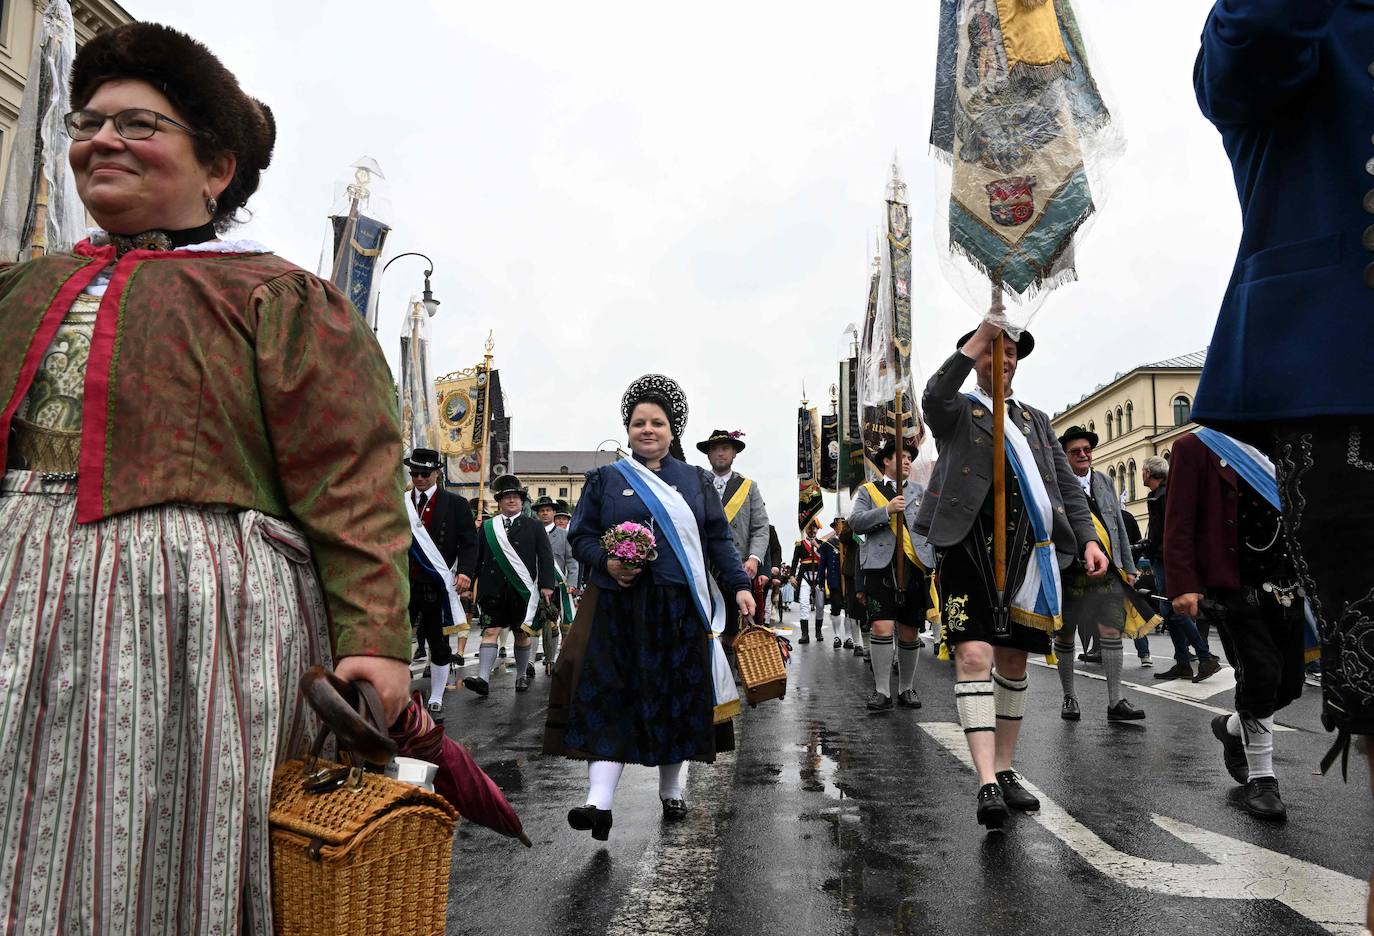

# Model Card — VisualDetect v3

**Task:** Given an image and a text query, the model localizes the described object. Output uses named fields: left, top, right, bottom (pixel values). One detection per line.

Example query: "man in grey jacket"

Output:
left=697, top=429, right=771, bottom=643
left=849, top=436, right=929, bottom=712
left=915, top=321, right=1109, bottom=830
left=1054, top=426, right=1145, bottom=724
left=534, top=495, right=579, bottom=674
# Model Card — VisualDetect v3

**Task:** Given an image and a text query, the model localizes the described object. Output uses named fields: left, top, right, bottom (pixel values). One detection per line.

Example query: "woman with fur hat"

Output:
left=0, top=24, right=411, bottom=933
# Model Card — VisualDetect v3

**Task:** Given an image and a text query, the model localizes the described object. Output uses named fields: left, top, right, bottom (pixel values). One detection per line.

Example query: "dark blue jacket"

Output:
left=568, top=454, right=750, bottom=596
left=818, top=539, right=841, bottom=593
left=1192, top=0, right=1374, bottom=434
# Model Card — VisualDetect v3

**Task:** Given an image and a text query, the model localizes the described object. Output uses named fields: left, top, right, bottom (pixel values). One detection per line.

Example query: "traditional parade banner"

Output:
left=323, top=158, right=392, bottom=326
left=796, top=405, right=823, bottom=533
left=436, top=362, right=490, bottom=487
left=399, top=297, right=438, bottom=454
left=838, top=355, right=863, bottom=494
left=820, top=413, right=839, bottom=493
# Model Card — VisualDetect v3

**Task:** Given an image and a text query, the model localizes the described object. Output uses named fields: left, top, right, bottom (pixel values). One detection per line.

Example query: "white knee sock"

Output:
left=658, top=762, right=685, bottom=800
left=831, top=613, right=845, bottom=641
left=428, top=663, right=450, bottom=705
left=1239, top=714, right=1276, bottom=780
left=587, top=760, right=624, bottom=810
left=993, top=671, right=1029, bottom=723
left=955, top=680, right=996, bottom=735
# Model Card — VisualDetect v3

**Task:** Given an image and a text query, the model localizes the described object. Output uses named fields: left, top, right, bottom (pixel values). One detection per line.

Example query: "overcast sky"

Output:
left=135, top=0, right=1237, bottom=533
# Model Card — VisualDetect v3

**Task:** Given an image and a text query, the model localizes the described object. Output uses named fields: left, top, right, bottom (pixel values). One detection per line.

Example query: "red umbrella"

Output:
left=390, top=693, right=533, bottom=848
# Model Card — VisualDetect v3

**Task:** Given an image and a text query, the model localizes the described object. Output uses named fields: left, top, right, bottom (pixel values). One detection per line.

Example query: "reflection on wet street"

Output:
left=437, top=618, right=1370, bottom=935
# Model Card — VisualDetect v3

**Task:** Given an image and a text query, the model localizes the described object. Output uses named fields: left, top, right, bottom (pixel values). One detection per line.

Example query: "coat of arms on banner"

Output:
left=986, top=176, right=1036, bottom=227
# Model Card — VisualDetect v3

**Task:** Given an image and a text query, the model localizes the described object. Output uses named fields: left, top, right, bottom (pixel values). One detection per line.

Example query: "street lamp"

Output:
left=593, top=438, right=627, bottom=468
left=377, top=251, right=439, bottom=333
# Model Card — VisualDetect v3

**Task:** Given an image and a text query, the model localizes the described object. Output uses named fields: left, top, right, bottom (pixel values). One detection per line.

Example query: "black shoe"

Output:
left=661, top=798, right=688, bottom=821
left=976, top=783, right=1008, bottom=830
left=1107, top=699, right=1146, bottom=722
left=567, top=805, right=613, bottom=840
left=814, top=625, right=824, bottom=640
left=412, top=645, right=427, bottom=662
left=1193, top=658, right=1223, bottom=683
left=454, top=653, right=465, bottom=667
left=852, top=645, right=865, bottom=657
left=798, top=633, right=810, bottom=645
left=1080, top=651, right=1102, bottom=664
left=462, top=675, right=489, bottom=696
left=862, top=648, right=871, bottom=660
left=1229, top=776, right=1286, bottom=822
left=515, top=676, right=529, bottom=692
left=844, top=638, right=854, bottom=649
left=535, top=652, right=545, bottom=662
left=526, top=662, right=537, bottom=679
left=1061, top=695, right=1081, bottom=721
left=897, top=688, right=922, bottom=709
left=866, top=691, right=894, bottom=712
left=1153, top=662, right=1193, bottom=681
left=833, top=637, right=842, bottom=649
left=1211, top=714, right=1248, bottom=784
left=996, top=770, right=1040, bottom=812
left=498, top=646, right=508, bottom=658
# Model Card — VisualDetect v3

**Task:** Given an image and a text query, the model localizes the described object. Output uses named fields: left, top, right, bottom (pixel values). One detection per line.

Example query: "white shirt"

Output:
left=712, top=471, right=730, bottom=500
left=1074, top=471, right=1092, bottom=494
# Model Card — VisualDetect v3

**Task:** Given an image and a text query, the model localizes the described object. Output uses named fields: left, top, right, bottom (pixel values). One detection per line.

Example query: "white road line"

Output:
left=920, top=722, right=1366, bottom=936
left=1028, top=658, right=1297, bottom=732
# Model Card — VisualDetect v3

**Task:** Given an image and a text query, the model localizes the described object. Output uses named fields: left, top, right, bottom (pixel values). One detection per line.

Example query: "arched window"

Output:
left=1109, top=466, right=1117, bottom=490
left=1115, top=406, right=1124, bottom=436
left=1088, top=420, right=1095, bottom=434
left=1127, top=459, right=1137, bottom=500
left=1163, top=449, right=1171, bottom=461
left=1125, top=401, right=1134, bottom=432
left=1105, top=412, right=1114, bottom=440
left=1118, top=463, right=1127, bottom=496
left=1173, top=395, right=1192, bottom=426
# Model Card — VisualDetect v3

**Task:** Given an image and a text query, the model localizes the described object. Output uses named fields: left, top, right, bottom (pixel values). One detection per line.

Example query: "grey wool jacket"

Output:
left=545, top=523, right=580, bottom=587
left=703, top=469, right=771, bottom=567
left=849, top=477, right=923, bottom=571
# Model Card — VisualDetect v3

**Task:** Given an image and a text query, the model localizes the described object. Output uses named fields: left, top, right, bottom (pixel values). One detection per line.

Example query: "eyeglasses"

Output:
left=409, top=470, right=435, bottom=478
left=64, top=108, right=198, bottom=142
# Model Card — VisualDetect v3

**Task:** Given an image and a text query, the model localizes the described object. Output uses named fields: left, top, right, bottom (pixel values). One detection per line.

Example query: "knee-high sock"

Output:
left=955, top=680, right=996, bottom=735
left=869, top=634, right=895, bottom=696
left=429, top=663, right=450, bottom=705
left=897, top=639, right=921, bottom=692
left=514, top=642, right=532, bottom=677
left=831, top=613, right=845, bottom=642
left=587, top=760, right=624, bottom=810
left=1238, top=714, right=1276, bottom=779
left=658, top=762, right=685, bottom=800
left=477, top=642, right=499, bottom=680
left=1054, top=637, right=1077, bottom=697
left=1100, top=635, right=1124, bottom=706
left=855, top=623, right=869, bottom=650
left=993, top=671, right=1028, bottom=723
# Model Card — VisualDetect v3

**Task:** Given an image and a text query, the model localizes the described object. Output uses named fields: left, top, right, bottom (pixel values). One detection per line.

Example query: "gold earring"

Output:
left=206, top=195, right=218, bottom=217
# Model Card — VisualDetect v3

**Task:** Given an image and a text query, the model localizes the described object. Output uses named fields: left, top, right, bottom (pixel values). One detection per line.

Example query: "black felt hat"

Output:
left=531, top=495, right=557, bottom=511
left=490, top=474, right=527, bottom=500
left=404, top=447, right=443, bottom=472
left=872, top=435, right=919, bottom=466
left=696, top=429, right=746, bottom=454
left=956, top=328, right=1035, bottom=360
left=1058, top=425, right=1099, bottom=450
left=554, top=499, right=572, bottom=518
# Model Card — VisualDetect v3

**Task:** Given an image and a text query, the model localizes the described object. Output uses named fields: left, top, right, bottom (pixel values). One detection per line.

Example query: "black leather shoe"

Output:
left=661, top=798, right=688, bottom=821
left=833, top=637, right=842, bottom=649
left=515, top=676, right=529, bottom=692
left=1107, top=699, right=1146, bottom=722
left=976, top=783, right=1008, bottom=830
left=1153, top=662, right=1193, bottom=680
left=412, top=645, right=427, bottom=662
left=526, top=662, right=537, bottom=679
left=852, top=645, right=865, bottom=657
left=1229, top=777, right=1286, bottom=822
left=498, top=646, right=508, bottom=658
left=798, top=633, right=810, bottom=645
left=454, top=653, right=465, bottom=667
left=996, top=770, right=1040, bottom=812
left=1211, top=714, right=1248, bottom=784
left=897, top=688, right=922, bottom=709
left=567, top=805, right=613, bottom=840
left=866, top=691, right=894, bottom=712
left=1080, top=651, right=1102, bottom=664
left=463, top=675, right=490, bottom=697
left=843, top=638, right=854, bottom=649
left=1061, top=695, right=1081, bottom=721
left=814, top=623, right=824, bottom=640
left=1193, top=658, right=1223, bottom=683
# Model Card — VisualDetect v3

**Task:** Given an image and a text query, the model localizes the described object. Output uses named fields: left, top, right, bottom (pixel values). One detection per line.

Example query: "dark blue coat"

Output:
left=568, top=454, right=750, bottom=597
left=1192, top=0, right=1374, bottom=433
left=818, top=539, right=842, bottom=593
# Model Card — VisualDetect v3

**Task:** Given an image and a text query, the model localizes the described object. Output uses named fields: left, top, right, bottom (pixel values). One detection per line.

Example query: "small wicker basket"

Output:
left=270, top=759, right=458, bottom=936
left=734, top=617, right=787, bottom=706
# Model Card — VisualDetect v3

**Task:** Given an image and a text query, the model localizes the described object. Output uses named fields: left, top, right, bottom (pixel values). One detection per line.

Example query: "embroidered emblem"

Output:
left=986, top=176, right=1037, bottom=227
left=945, top=594, right=970, bottom=632
left=972, top=407, right=986, bottom=418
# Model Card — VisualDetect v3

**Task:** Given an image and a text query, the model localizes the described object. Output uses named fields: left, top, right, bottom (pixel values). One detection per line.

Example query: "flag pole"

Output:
left=892, top=371, right=908, bottom=600
left=990, top=285, right=1007, bottom=596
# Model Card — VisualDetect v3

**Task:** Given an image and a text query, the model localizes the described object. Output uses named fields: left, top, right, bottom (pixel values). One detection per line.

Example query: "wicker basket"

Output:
left=270, top=758, right=459, bottom=936
left=735, top=619, right=787, bottom=706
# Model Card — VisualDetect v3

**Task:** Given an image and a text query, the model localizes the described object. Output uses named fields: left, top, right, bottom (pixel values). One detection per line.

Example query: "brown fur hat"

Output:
left=70, top=23, right=275, bottom=231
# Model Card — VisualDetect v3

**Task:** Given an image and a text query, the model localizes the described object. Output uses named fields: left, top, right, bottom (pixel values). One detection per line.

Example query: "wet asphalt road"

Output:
left=422, top=614, right=1372, bottom=936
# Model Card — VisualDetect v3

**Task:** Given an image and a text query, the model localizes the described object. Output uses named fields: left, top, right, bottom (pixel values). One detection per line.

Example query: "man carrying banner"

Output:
left=405, top=448, right=478, bottom=717
left=697, top=429, right=771, bottom=642
left=790, top=522, right=825, bottom=644
left=464, top=474, right=556, bottom=696
left=535, top=495, right=580, bottom=676
left=1054, top=426, right=1149, bottom=724
left=850, top=437, right=928, bottom=710
left=916, top=323, right=1109, bottom=829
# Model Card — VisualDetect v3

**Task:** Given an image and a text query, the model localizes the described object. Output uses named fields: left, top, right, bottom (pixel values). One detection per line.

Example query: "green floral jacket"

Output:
left=0, top=242, right=410, bottom=661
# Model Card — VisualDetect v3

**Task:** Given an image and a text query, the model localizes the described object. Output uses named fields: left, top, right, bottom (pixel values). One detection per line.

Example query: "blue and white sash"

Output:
left=407, top=495, right=467, bottom=631
left=611, top=458, right=742, bottom=721
left=968, top=389, right=1062, bottom=630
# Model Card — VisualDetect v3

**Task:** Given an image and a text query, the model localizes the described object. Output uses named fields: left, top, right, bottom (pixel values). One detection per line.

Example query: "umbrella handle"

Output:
left=301, top=665, right=399, bottom=767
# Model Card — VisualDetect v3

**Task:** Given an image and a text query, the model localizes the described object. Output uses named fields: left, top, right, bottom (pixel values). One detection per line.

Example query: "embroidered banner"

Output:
left=820, top=413, right=839, bottom=493
left=797, top=406, right=823, bottom=533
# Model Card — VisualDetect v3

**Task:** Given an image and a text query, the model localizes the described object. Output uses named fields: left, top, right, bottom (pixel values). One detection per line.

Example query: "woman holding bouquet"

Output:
left=544, top=373, right=754, bottom=840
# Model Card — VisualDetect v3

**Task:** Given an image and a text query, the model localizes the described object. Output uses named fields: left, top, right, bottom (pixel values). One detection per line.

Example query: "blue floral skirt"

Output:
left=550, top=581, right=729, bottom=765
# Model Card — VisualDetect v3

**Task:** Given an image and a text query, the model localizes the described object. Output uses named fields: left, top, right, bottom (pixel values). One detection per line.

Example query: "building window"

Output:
left=1115, top=405, right=1124, bottom=436
left=1173, top=395, right=1191, bottom=426
left=1125, top=401, right=1133, bottom=432
left=1117, top=463, right=1127, bottom=497
left=559, top=487, right=568, bottom=497
left=1109, top=466, right=1116, bottom=490
left=1105, top=412, right=1113, bottom=440
left=537, top=486, right=547, bottom=496
left=1088, top=420, right=1095, bottom=434
left=1127, top=459, right=1137, bottom=500
left=1163, top=449, right=1171, bottom=461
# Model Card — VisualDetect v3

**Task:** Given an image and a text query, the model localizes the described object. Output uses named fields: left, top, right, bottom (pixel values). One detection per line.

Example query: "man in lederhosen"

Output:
left=916, top=323, right=1109, bottom=829
left=533, top=495, right=580, bottom=676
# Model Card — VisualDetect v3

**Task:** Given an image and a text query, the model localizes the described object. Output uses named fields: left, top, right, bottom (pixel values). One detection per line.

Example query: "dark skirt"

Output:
left=935, top=520, right=1052, bottom=656
left=544, top=582, right=732, bottom=766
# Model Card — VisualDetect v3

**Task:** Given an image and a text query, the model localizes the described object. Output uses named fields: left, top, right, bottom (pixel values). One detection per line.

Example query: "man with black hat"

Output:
left=916, top=321, right=1109, bottom=829
left=1054, top=426, right=1146, bottom=724
left=789, top=522, right=826, bottom=644
left=534, top=494, right=580, bottom=675
left=697, top=429, right=772, bottom=641
left=850, top=435, right=930, bottom=710
left=405, top=447, right=478, bottom=716
left=464, top=474, right=556, bottom=696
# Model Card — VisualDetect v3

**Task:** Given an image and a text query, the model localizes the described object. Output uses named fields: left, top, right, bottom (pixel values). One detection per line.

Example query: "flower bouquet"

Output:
left=601, top=521, right=657, bottom=568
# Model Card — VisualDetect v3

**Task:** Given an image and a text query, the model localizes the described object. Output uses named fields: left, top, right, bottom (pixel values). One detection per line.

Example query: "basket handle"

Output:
left=300, top=665, right=398, bottom=768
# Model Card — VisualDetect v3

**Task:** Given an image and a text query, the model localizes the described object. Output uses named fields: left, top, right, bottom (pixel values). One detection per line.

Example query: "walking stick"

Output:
left=989, top=286, right=1009, bottom=632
